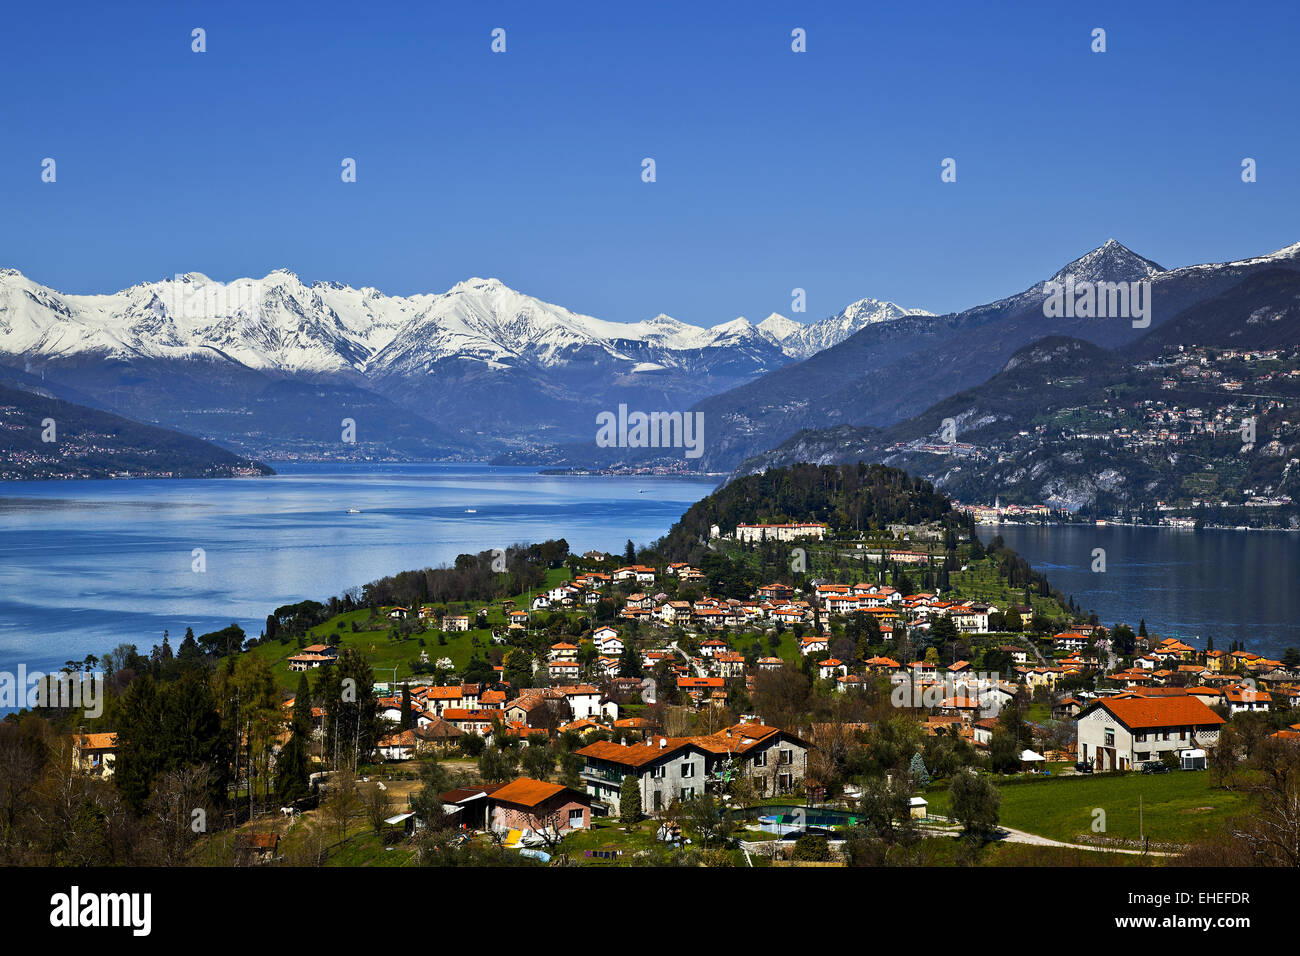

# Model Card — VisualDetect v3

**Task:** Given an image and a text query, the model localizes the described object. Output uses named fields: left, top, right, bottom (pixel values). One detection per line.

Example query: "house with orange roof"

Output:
left=489, top=777, right=590, bottom=835
left=613, top=565, right=657, bottom=584
left=376, top=729, right=418, bottom=761
left=818, top=658, right=848, bottom=681
left=798, top=635, right=829, bottom=656
left=712, top=651, right=746, bottom=679
left=71, top=732, right=118, bottom=777
left=577, top=737, right=712, bottom=812
left=1075, top=695, right=1225, bottom=771
left=1223, top=684, right=1272, bottom=715
left=836, top=673, right=866, bottom=694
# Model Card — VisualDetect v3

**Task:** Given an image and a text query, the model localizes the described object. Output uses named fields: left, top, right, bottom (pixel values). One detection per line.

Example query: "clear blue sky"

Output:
left=1, top=0, right=1296, bottom=323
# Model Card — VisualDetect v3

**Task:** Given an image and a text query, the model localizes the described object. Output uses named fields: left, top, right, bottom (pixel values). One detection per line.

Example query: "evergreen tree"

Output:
left=619, top=774, right=641, bottom=826
left=177, top=627, right=203, bottom=669
left=618, top=643, right=643, bottom=679
left=908, top=752, right=931, bottom=789
left=114, top=673, right=163, bottom=812
left=276, top=673, right=313, bottom=805
left=400, top=685, right=413, bottom=731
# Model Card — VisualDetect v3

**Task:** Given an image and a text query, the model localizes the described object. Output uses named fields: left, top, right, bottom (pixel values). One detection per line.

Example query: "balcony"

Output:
left=581, top=767, right=626, bottom=785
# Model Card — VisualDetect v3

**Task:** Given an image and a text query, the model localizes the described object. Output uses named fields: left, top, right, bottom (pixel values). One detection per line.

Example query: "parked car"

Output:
left=1074, top=761, right=1094, bottom=774
left=1141, top=761, right=1171, bottom=774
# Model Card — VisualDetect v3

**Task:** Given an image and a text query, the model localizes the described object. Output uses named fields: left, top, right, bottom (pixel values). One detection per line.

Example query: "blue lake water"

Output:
left=987, top=523, right=1300, bottom=657
left=2, top=465, right=1297, bottom=681
left=0, top=463, right=718, bottom=675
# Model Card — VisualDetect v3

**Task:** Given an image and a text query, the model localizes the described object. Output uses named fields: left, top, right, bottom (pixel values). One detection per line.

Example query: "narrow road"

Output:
left=924, top=819, right=1177, bottom=856
left=996, top=824, right=1179, bottom=857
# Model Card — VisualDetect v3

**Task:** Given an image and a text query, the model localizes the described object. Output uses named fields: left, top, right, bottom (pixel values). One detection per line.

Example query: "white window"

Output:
left=681, top=762, right=695, bottom=778
left=568, top=809, right=584, bottom=827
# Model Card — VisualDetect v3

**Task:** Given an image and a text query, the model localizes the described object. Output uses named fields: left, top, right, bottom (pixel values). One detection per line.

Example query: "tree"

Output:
left=618, top=643, right=643, bottom=679
left=1211, top=725, right=1241, bottom=788
left=791, top=834, right=831, bottom=861
left=113, top=673, right=163, bottom=812
left=521, top=738, right=555, bottom=781
left=275, top=673, right=313, bottom=806
left=143, top=765, right=212, bottom=866
left=908, top=752, right=930, bottom=789
left=318, top=648, right=381, bottom=770
left=399, top=685, right=413, bottom=731
left=680, top=793, right=732, bottom=847
left=751, top=664, right=810, bottom=732
left=409, top=757, right=455, bottom=831
left=619, top=775, right=641, bottom=827
left=478, top=745, right=518, bottom=783
left=364, top=782, right=392, bottom=835
left=324, top=768, right=363, bottom=845
left=950, top=770, right=1000, bottom=841
left=857, top=774, right=916, bottom=846
left=988, top=729, right=1020, bottom=773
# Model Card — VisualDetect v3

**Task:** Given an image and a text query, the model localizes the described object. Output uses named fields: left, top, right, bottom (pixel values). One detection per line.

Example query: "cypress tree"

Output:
left=276, top=673, right=313, bottom=805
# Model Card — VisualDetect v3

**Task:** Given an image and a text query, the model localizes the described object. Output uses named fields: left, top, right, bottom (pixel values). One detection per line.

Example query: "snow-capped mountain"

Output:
left=756, top=298, right=935, bottom=360
left=1045, top=238, right=1166, bottom=286
left=0, top=270, right=886, bottom=378
left=1, top=268, right=926, bottom=454
left=680, top=238, right=1300, bottom=472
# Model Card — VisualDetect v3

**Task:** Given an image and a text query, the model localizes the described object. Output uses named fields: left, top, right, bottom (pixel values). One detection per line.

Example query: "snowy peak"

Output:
left=0, top=268, right=932, bottom=380
left=756, top=312, right=801, bottom=343
left=773, top=297, right=935, bottom=360
left=1049, top=239, right=1166, bottom=286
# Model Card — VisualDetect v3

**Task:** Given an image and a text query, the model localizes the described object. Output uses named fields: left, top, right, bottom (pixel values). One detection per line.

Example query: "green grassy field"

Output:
left=924, top=769, right=1250, bottom=845
left=731, top=630, right=799, bottom=663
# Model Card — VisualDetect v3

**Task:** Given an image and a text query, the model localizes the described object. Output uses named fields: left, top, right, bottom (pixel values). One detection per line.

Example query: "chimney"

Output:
left=659, top=738, right=667, bottom=749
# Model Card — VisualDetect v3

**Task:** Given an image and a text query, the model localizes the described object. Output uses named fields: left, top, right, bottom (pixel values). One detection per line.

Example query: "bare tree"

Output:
left=324, top=768, right=363, bottom=845
left=363, top=781, right=392, bottom=835
left=144, top=765, right=213, bottom=866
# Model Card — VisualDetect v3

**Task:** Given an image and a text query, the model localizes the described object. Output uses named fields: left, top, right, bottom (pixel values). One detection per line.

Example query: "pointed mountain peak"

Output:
left=710, top=316, right=755, bottom=334
left=1050, top=240, right=1165, bottom=285
left=757, top=312, right=802, bottom=339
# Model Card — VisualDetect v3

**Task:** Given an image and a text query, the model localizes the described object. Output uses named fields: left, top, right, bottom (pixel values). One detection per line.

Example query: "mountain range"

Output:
left=0, top=377, right=272, bottom=480
left=669, top=239, right=1300, bottom=473
left=0, top=268, right=926, bottom=458
left=3, top=238, right=1299, bottom=480
left=728, top=268, right=1300, bottom=518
